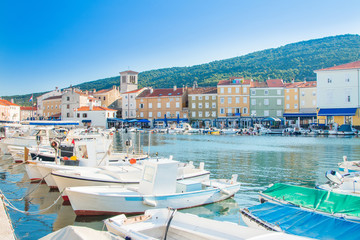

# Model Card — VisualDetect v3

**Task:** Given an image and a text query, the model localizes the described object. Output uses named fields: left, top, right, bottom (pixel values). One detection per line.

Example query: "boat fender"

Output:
left=220, top=188, right=231, bottom=195
left=325, top=170, right=343, bottom=185
left=129, top=158, right=136, bottom=164
left=143, top=198, right=157, bottom=207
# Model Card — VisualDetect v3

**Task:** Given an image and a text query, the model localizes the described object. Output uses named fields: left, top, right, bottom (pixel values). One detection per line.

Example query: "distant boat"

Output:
left=338, top=155, right=360, bottom=173
left=104, top=208, right=309, bottom=240
left=66, top=159, right=240, bottom=216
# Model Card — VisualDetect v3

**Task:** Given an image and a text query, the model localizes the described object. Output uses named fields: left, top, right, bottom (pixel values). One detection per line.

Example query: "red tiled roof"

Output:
left=20, top=106, right=37, bottom=111
left=76, top=106, right=117, bottom=111
left=218, top=78, right=251, bottom=86
left=43, top=95, right=62, bottom=101
left=0, top=99, right=19, bottom=107
left=316, top=61, right=360, bottom=71
left=285, top=81, right=317, bottom=88
left=266, top=79, right=284, bottom=88
left=94, top=89, right=112, bottom=94
left=137, top=88, right=185, bottom=98
left=188, top=87, right=217, bottom=95
left=120, top=70, right=139, bottom=74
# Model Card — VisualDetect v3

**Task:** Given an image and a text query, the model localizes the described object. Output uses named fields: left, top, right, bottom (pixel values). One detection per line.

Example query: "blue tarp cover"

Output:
left=318, top=108, right=357, bottom=116
left=246, top=202, right=360, bottom=240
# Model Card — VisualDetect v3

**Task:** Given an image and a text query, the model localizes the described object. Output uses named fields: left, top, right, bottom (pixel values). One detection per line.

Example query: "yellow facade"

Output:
left=217, top=80, right=250, bottom=117
left=317, top=109, right=360, bottom=126
left=284, top=88, right=300, bottom=113
left=43, top=97, right=61, bottom=118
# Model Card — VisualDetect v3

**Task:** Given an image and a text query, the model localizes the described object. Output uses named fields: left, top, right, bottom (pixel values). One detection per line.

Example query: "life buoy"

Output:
left=129, top=158, right=136, bottom=164
left=51, top=140, right=59, bottom=149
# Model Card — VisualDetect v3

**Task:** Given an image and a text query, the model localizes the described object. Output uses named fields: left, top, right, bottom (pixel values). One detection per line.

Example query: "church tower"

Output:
left=120, top=70, right=139, bottom=93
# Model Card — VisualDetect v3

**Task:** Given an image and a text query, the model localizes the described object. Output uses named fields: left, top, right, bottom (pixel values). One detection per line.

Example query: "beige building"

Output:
left=42, top=95, right=62, bottom=119
left=20, top=106, right=37, bottom=120
left=136, top=86, right=188, bottom=127
left=188, top=87, right=217, bottom=128
left=92, top=86, right=121, bottom=107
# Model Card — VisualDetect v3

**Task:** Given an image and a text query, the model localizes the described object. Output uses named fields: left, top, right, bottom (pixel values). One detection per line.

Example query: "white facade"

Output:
left=8, top=105, right=21, bottom=121
left=75, top=107, right=117, bottom=128
left=121, top=88, right=147, bottom=119
left=315, top=68, right=360, bottom=109
left=36, top=87, right=62, bottom=117
left=120, top=71, right=138, bottom=93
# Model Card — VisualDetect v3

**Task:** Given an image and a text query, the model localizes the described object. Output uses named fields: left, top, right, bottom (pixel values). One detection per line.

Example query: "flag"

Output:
left=29, top=94, right=33, bottom=102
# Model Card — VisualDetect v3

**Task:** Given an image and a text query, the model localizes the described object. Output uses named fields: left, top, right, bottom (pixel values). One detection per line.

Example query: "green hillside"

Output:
left=3, top=34, right=360, bottom=106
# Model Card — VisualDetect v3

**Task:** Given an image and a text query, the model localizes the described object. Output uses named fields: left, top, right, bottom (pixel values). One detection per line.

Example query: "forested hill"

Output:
left=4, top=34, right=360, bottom=106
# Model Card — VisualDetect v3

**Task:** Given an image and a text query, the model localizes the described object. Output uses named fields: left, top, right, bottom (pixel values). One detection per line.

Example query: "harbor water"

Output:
left=1, top=133, right=359, bottom=239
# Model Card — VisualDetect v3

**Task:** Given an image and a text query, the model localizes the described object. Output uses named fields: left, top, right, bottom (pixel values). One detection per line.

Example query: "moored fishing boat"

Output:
left=338, top=156, right=360, bottom=173
left=66, top=159, right=239, bottom=216
left=259, top=183, right=360, bottom=222
left=241, top=202, right=360, bottom=240
left=104, top=208, right=310, bottom=240
left=316, top=170, right=360, bottom=195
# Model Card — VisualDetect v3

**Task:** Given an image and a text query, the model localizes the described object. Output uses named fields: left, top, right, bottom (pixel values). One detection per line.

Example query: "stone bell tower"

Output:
left=120, top=70, right=139, bottom=93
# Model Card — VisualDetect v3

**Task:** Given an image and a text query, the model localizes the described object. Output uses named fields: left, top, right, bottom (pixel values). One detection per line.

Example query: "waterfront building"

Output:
left=92, top=86, right=121, bottom=108
left=315, top=61, right=360, bottom=127
left=20, top=106, right=37, bottom=120
left=0, top=99, right=20, bottom=122
left=217, top=77, right=251, bottom=128
left=36, top=87, right=62, bottom=118
left=249, top=79, right=284, bottom=120
left=188, top=86, right=217, bottom=128
left=61, top=88, right=101, bottom=120
left=121, top=88, right=148, bottom=119
left=136, top=86, right=188, bottom=128
left=42, top=95, right=62, bottom=119
left=75, top=104, right=117, bottom=128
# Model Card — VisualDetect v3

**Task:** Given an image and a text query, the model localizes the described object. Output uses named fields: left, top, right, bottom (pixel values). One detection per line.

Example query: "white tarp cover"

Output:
left=40, top=226, right=123, bottom=240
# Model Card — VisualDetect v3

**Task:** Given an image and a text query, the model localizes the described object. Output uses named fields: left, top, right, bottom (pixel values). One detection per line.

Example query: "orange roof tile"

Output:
left=0, top=99, right=19, bottom=107
left=137, top=88, right=185, bottom=98
left=122, top=88, right=145, bottom=94
left=316, top=61, right=360, bottom=71
left=266, top=79, right=284, bottom=88
left=188, top=87, right=217, bottom=95
left=120, top=70, right=139, bottom=74
left=20, top=106, right=37, bottom=111
left=218, top=78, right=251, bottom=86
left=76, top=106, right=117, bottom=111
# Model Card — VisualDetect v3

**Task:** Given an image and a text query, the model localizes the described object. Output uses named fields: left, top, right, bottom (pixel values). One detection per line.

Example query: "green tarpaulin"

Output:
left=261, top=183, right=360, bottom=220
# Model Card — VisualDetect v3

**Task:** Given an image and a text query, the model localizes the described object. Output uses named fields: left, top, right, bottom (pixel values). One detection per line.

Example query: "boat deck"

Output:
left=0, top=197, right=16, bottom=240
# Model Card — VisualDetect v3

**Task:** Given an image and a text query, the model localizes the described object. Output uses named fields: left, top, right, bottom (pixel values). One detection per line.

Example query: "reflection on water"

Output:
left=1, top=133, right=360, bottom=239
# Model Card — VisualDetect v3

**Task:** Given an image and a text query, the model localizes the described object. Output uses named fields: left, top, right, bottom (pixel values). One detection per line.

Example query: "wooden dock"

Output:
left=0, top=196, right=16, bottom=240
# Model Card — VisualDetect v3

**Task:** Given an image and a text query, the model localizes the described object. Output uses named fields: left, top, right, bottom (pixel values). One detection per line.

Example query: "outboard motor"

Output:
left=325, top=170, right=343, bottom=185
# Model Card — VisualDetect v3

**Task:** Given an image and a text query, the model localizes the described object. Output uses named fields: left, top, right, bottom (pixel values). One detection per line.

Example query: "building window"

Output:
left=205, top=96, right=209, bottom=100
left=67, top=104, right=70, bottom=109
left=243, top=97, right=247, bottom=104
left=140, top=112, right=144, bottom=117
left=243, top=107, right=248, bottom=114
left=286, top=89, right=289, bottom=93
left=345, top=78, right=350, bottom=82
left=220, top=98, right=224, bottom=104
left=199, top=112, right=203, bottom=117
left=199, top=96, right=203, bottom=100
left=243, top=87, right=247, bottom=94
left=205, top=102, right=209, bottom=108
left=212, top=102, right=216, bottom=108
left=286, top=104, right=290, bottom=109
left=327, top=78, right=332, bottom=83
left=251, top=90, right=256, bottom=95
left=192, top=103, right=195, bottom=108
left=220, top=88, right=224, bottom=94
left=347, top=95, right=351, bottom=102
left=277, top=99, right=281, bottom=105
left=228, top=88, right=231, bottom=93
left=103, top=97, right=106, bottom=100
left=149, top=103, right=152, bottom=108
left=312, top=100, right=316, bottom=106
left=198, top=103, right=202, bottom=108
left=192, top=112, right=196, bottom=117
left=66, top=113, right=70, bottom=117
left=294, top=95, right=298, bottom=100
left=140, top=103, right=144, bottom=109
left=166, top=112, right=170, bottom=117
left=251, top=99, right=256, bottom=105
left=83, top=113, right=87, bottom=118
left=235, top=97, right=240, bottom=103
left=228, top=97, right=232, bottom=104
left=205, top=111, right=210, bottom=117
left=157, top=112, right=161, bottom=117
left=235, top=88, right=239, bottom=93
left=295, top=89, right=298, bottom=92
left=294, top=104, right=298, bottom=109
left=212, top=111, right=216, bottom=117
left=264, top=99, right=269, bottom=105
left=183, top=113, right=187, bottom=118
left=251, top=110, right=256, bottom=115
left=277, top=89, right=281, bottom=95
left=77, top=113, right=80, bottom=118
left=157, top=103, right=161, bottom=108
left=286, top=95, right=290, bottom=100
left=67, top=97, right=70, bottom=101
left=301, top=92, right=305, bottom=96
left=212, top=96, right=216, bottom=100
left=264, top=110, right=269, bottom=116
left=264, top=90, right=269, bottom=95
left=312, top=91, right=316, bottom=96
left=166, top=102, right=170, bottom=108
left=301, top=100, right=305, bottom=106
left=276, top=110, right=282, bottom=117
left=220, top=108, right=225, bottom=114
left=149, top=112, right=153, bottom=117
left=176, top=102, right=180, bottom=108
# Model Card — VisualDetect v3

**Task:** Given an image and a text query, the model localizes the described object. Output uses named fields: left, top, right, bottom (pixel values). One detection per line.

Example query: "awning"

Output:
left=318, top=108, right=357, bottom=116
left=137, top=119, right=150, bottom=123
left=283, top=113, right=317, bottom=118
left=155, top=118, right=188, bottom=122
left=107, top=118, right=124, bottom=122
left=82, top=120, right=91, bottom=123
left=261, top=117, right=282, bottom=122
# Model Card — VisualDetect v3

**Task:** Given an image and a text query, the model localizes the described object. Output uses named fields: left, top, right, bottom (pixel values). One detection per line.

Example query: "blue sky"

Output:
left=1, top=0, right=360, bottom=96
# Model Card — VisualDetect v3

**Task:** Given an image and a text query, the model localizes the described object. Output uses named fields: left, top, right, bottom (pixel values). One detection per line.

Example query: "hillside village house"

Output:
left=188, top=86, right=217, bottom=128
left=42, top=95, right=62, bottom=119
left=315, top=61, right=360, bottom=127
left=136, top=86, right=188, bottom=128
left=217, top=77, right=251, bottom=128
left=0, top=99, right=20, bottom=122
left=74, top=105, right=117, bottom=128
left=20, top=106, right=37, bottom=120
left=92, top=86, right=121, bottom=108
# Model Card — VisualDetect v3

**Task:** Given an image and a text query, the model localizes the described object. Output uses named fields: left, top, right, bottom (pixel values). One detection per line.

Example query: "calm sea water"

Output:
left=1, top=133, right=360, bottom=239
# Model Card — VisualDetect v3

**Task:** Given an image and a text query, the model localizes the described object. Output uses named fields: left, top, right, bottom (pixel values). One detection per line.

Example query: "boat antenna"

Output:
left=148, top=131, right=151, bottom=156
left=163, top=208, right=177, bottom=240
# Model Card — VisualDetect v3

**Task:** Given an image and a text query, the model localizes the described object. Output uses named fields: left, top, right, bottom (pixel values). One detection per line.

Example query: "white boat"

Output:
left=220, top=128, right=239, bottom=135
left=316, top=170, right=360, bottom=195
left=40, top=226, right=122, bottom=240
left=338, top=156, right=360, bottom=173
left=53, top=159, right=209, bottom=200
left=104, top=208, right=310, bottom=240
left=65, top=159, right=239, bottom=216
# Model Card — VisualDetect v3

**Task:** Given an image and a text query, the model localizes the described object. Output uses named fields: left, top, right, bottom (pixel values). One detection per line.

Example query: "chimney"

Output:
left=182, top=85, right=185, bottom=92
left=173, top=85, right=177, bottom=91
left=304, top=78, right=307, bottom=83
left=93, top=89, right=96, bottom=93
left=11, top=99, right=14, bottom=103
left=292, top=79, right=295, bottom=84
left=150, top=88, right=153, bottom=94
left=251, top=79, right=253, bottom=82
left=90, top=101, right=93, bottom=111
left=113, top=85, right=116, bottom=89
